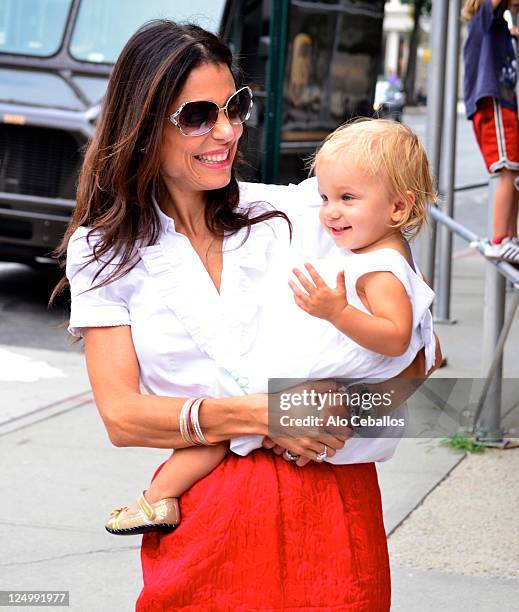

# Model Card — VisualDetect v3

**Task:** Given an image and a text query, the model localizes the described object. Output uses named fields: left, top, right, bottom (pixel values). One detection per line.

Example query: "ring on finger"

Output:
left=315, top=444, right=328, bottom=462
left=283, top=449, right=300, bottom=462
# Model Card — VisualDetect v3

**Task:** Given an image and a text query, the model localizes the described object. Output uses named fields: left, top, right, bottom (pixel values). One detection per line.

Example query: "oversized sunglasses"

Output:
left=167, top=86, right=253, bottom=136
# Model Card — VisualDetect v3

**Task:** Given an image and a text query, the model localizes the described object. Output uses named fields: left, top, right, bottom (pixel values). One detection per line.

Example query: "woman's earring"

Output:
left=140, top=147, right=146, bottom=153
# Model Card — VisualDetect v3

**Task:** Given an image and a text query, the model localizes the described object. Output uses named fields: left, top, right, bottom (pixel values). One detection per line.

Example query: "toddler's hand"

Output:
left=289, top=263, right=347, bottom=323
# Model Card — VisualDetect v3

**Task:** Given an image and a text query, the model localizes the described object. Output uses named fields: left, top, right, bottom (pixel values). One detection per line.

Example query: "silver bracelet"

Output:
left=179, top=398, right=196, bottom=445
left=190, top=398, right=216, bottom=446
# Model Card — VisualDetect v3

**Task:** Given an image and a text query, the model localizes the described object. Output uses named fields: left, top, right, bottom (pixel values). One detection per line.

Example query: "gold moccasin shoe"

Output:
left=105, top=491, right=180, bottom=535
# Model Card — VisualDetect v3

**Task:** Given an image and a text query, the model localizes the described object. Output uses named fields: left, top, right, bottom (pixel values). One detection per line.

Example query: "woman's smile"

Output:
left=194, top=147, right=233, bottom=168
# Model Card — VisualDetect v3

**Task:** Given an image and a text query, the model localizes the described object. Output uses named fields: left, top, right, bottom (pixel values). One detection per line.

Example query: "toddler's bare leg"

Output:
left=145, top=442, right=229, bottom=503
left=106, top=445, right=229, bottom=534
left=493, top=169, right=519, bottom=239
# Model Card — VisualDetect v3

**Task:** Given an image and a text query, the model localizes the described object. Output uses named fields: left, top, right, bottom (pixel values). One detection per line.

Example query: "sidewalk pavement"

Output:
left=378, top=248, right=519, bottom=611
left=1, top=249, right=518, bottom=611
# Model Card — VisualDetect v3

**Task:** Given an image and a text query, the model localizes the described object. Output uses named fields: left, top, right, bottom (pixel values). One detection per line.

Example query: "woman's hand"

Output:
left=262, top=432, right=349, bottom=467
left=262, top=436, right=332, bottom=467
left=261, top=378, right=353, bottom=467
left=262, top=436, right=313, bottom=463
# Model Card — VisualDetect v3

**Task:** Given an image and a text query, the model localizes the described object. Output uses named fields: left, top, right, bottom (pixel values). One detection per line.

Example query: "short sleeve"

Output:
left=66, top=226, right=131, bottom=338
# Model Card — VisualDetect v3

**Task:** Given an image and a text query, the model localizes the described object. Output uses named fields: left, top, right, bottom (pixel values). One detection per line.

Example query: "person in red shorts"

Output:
left=463, top=0, right=519, bottom=262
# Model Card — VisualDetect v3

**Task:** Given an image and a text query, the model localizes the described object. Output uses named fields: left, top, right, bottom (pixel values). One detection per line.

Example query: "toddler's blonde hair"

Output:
left=462, top=0, right=485, bottom=21
left=311, top=118, right=437, bottom=239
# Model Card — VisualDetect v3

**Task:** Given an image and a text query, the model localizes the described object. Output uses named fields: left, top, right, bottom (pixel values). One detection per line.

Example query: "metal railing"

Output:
left=431, top=201, right=519, bottom=445
left=421, top=0, right=518, bottom=445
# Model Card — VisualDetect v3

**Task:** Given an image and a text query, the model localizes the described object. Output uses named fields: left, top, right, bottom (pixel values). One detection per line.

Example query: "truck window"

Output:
left=70, top=0, right=226, bottom=64
left=0, top=0, right=72, bottom=57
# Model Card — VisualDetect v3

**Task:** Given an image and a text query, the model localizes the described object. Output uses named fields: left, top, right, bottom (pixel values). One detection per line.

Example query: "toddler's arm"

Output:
left=290, top=263, right=412, bottom=357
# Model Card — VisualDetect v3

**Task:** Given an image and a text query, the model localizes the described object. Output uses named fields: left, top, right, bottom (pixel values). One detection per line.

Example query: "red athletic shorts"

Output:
left=472, top=97, right=519, bottom=174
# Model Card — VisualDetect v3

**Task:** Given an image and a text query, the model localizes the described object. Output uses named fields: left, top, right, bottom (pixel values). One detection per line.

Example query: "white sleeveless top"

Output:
left=229, top=243, right=436, bottom=463
left=338, top=246, right=436, bottom=376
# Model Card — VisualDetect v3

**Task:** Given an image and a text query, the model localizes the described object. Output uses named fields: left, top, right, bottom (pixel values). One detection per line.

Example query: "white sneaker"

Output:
left=481, top=237, right=519, bottom=263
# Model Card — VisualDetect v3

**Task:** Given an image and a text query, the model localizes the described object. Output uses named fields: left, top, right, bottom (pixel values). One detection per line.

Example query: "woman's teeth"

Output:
left=196, top=150, right=229, bottom=163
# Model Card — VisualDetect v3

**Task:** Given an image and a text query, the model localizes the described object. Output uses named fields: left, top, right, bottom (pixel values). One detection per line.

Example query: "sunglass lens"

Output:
left=227, top=88, right=252, bottom=124
left=178, top=101, right=219, bottom=136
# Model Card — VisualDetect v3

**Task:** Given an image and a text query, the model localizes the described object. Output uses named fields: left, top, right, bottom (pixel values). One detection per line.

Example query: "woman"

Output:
left=53, top=20, right=439, bottom=610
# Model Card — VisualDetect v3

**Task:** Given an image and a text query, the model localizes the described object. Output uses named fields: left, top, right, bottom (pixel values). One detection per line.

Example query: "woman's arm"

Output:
left=402, top=331, right=443, bottom=377
left=85, top=325, right=347, bottom=461
left=84, top=326, right=268, bottom=448
left=349, top=331, right=443, bottom=417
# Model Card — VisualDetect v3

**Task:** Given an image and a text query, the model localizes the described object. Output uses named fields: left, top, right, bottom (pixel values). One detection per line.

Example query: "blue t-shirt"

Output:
left=463, top=0, right=517, bottom=119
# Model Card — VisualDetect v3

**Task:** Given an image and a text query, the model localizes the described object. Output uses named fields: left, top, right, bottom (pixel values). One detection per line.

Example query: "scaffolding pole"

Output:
left=478, top=176, right=506, bottom=442
left=436, top=0, right=461, bottom=322
left=261, top=0, right=289, bottom=184
left=420, top=0, right=449, bottom=293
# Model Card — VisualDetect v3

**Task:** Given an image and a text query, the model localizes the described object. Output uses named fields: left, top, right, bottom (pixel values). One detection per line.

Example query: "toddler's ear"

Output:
left=391, top=190, right=415, bottom=224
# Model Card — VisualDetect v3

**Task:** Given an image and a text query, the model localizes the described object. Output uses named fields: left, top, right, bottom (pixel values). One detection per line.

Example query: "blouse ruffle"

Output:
left=137, top=219, right=282, bottom=377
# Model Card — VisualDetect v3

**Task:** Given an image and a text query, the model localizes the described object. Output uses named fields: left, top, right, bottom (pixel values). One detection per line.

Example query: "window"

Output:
left=0, top=0, right=72, bottom=57
left=70, top=0, right=226, bottom=64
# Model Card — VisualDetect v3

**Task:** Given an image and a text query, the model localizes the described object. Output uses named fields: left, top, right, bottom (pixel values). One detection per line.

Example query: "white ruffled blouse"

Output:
left=66, top=178, right=434, bottom=464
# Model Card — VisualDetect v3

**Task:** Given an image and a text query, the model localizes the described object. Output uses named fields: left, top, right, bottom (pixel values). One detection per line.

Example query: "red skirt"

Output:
left=137, top=449, right=391, bottom=611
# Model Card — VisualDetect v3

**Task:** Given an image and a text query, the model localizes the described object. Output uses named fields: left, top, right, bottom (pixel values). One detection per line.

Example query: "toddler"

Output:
left=106, top=118, right=437, bottom=536
left=289, top=119, right=436, bottom=373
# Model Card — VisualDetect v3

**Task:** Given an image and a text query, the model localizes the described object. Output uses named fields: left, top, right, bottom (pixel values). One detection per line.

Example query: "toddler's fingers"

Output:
left=336, top=270, right=346, bottom=291
left=304, top=262, right=326, bottom=287
left=288, top=280, right=308, bottom=304
left=292, top=267, right=316, bottom=294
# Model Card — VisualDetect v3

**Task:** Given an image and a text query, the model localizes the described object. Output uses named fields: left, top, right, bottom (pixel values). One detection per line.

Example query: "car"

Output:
left=373, top=78, right=406, bottom=122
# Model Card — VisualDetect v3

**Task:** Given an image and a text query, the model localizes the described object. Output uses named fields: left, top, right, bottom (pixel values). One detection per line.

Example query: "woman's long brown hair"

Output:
left=50, top=20, right=290, bottom=302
